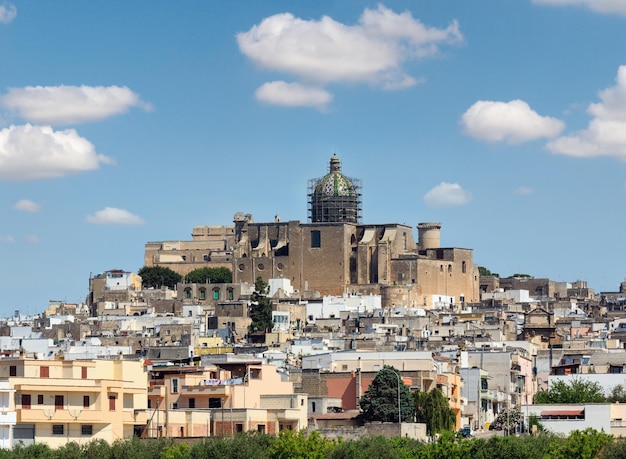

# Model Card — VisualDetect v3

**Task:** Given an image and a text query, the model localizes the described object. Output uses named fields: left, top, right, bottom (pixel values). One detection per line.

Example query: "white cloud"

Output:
left=548, top=65, right=626, bottom=159
left=0, top=124, right=113, bottom=180
left=423, top=182, right=471, bottom=208
left=533, top=0, right=626, bottom=16
left=24, top=235, right=39, bottom=244
left=0, top=235, right=15, bottom=243
left=0, top=2, right=16, bottom=24
left=237, top=5, right=462, bottom=106
left=86, top=207, right=145, bottom=225
left=13, top=199, right=40, bottom=212
left=1, top=85, right=151, bottom=125
left=515, top=186, right=534, bottom=195
left=255, top=81, right=332, bottom=109
left=461, top=100, right=565, bottom=144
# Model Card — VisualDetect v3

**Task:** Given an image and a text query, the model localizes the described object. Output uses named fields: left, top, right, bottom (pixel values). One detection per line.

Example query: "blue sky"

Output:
left=1, top=0, right=626, bottom=315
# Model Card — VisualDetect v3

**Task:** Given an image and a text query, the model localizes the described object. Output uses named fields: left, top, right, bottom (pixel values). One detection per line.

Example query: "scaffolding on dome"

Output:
left=307, top=175, right=362, bottom=223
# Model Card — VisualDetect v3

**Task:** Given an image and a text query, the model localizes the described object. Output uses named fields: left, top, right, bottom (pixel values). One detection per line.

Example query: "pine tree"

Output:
left=413, top=388, right=456, bottom=436
left=248, top=277, right=273, bottom=334
left=359, top=365, right=414, bottom=423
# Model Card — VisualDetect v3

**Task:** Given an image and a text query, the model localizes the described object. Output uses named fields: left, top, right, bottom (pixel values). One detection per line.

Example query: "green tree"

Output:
left=511, top=273, right=532, bottom=278
left=607, top=384, right=626, bottom=403
left=137, top=266, right=182, bottom=289
left=413, top=388, right=456, bottom=436
left=185, top=266, right=232, bottom=284
left=535, top=377, right=606, bottom=404
left=248, top=277, right=273, bottom=334
left=528, top=414, right=546, bottom=433
left=359, top=365, right=415, bottom=423
left=268, top=431, right=333, bottom=459
left=549, top=428, right=613, bottom=459
left=478, top=266, right=499, bottom=277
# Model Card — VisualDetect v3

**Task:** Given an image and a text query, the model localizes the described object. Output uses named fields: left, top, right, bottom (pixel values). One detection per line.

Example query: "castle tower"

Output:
left=417, top=222, right=442, bottom=250
left=308, top=154, right=362, bottom=223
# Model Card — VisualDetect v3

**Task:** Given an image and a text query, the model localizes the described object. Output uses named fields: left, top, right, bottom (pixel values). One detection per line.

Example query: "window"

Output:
left=213, top=289, right=220, bottom=300
left=21, top=394, right=31, bottom=409
left=209, top=398, right=221, bottom=408
left=83, top=395, right=90, bottom=408
left=185, top=288, right=192, bottom=299
left=311, top=230, right=321, bottom=248
left=9, top=366, right=16, bottom=377
left=189, top=398, right=195, bottom=409
left=250, top=368, right=261, bottom=379
left=55, top=395, right=64, bottom=410
left=257, top=424, right=265, bottom=433
left=172, top=402, right=178, bottom=409
left=462, top=261, right=467, bottom=274
left=148, top=399, right=152, bottom=409
left=108, top=395, right=116, bottom=411
left=228, top=289, right=234, bottom=300
left=199, top=289, right=206, bottom=300
left=236, top=423, right=243, bottom=433
left=52, top=425, right=64, bottom=435
left=81, top=366, right=87, bottom=379
left=81, top=425, right=93, bottom=436
left=171, top=378, right=179, bottom=394
left=37, top=395, right=43, bottom=405
left=40, top=366, right=49, bottom=378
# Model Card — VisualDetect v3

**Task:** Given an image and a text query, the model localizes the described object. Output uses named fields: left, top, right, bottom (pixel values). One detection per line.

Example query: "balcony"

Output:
left=182, top=385, right=228, bottom=396
left=18, top=408, right=145, bottom=425
left=0, top=412, right=16, bottom=425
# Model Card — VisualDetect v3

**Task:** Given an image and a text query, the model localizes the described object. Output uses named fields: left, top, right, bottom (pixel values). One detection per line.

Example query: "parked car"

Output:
left=457, top=425, right=474, bottom=438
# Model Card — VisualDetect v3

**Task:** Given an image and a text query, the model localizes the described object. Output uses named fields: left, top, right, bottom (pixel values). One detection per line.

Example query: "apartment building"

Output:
left=146, top=360, right=307, bottom=437
left=1, top=358, right=147, bottom=448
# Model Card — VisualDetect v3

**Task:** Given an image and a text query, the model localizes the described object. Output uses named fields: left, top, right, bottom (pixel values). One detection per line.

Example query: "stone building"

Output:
left=144, top=155, right=480, bottom=308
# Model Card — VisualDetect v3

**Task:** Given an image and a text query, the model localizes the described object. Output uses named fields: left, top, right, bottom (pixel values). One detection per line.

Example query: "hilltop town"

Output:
left=1, top=154, right=625, bottom=447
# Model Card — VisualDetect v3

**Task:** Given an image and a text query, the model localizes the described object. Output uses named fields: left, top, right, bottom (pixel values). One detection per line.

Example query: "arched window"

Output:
left=199, top=289, right=206, bottom=300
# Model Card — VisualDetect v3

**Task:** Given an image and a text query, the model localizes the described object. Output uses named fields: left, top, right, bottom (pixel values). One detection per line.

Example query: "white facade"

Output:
left=0, top=381, right=15, bottom=448
left=481, top=289, right=536, bottom=304
left=522, top=403, right=626, bottom=437
left=306, top=294, right=381, bottom=323
left=301, top=350, right=434, bottom=372
left=105, top=270, right=137, bottom=291
left=269, top=278, right=295, bottom=297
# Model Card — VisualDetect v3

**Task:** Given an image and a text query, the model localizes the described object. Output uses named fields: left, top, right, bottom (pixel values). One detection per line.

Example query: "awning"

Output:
left=540, top=409, right=584, bottom=417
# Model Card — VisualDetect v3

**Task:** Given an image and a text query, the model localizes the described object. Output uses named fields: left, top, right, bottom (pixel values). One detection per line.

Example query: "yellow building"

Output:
left=146, top=360, right=307, bottom=437
left=2, top=358, right=147, bottom=447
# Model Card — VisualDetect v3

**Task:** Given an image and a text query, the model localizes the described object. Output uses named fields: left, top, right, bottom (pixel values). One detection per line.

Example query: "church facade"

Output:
left=144, top=155, right=479, bottom=308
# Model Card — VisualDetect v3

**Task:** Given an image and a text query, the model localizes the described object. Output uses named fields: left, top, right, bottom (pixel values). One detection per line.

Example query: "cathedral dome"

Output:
left=314, top=154, right=357, bottom=197
left=308, top=154, right=362, bottom=223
